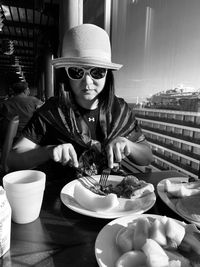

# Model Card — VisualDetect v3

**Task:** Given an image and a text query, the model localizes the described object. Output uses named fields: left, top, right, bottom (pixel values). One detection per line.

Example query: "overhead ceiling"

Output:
left=0, top=0, right=59, bottom=87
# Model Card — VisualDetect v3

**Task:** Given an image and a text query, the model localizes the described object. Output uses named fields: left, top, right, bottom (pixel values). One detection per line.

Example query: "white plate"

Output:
left=60, top=175, right=156, bottom=219
left=157, top=177, right=200, bottom=227
left=94, top=214, right=187, bottom=267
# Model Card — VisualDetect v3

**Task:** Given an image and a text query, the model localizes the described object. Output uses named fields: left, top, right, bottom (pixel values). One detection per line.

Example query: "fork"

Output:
left=99, top=168, right=111, bottom=187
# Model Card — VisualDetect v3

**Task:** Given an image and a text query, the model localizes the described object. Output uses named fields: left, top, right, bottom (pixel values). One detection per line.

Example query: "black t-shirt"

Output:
left=77, top=106, right=104, bottom=141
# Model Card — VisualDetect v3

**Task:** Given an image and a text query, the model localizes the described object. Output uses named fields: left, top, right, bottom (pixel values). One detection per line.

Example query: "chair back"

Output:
left=0, top=115, right=19, bottom=174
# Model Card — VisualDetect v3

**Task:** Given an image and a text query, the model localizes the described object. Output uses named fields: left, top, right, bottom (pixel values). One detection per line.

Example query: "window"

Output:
left=111, top=0, right=200, bottom=105
left=184, top=115, right=195, bottom=123
left=183, top=129, right=193, bottom=138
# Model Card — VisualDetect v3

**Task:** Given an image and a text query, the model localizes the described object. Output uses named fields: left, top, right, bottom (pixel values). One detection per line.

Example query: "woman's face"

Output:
left=65, top=66, right=107, bottom=108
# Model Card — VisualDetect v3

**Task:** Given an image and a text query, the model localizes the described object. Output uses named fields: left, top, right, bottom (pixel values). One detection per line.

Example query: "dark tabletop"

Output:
left=0, top=170, right=188, bottom=267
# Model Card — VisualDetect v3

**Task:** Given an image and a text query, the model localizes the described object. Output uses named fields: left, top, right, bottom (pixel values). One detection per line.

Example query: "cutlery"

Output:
left=99, top=168, right=111, bottom=187
left=72, top=166, right=106, bottom=195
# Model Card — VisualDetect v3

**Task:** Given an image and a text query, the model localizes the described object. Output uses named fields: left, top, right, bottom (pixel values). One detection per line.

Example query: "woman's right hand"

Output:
left=48, top=144, right=79, bottom=168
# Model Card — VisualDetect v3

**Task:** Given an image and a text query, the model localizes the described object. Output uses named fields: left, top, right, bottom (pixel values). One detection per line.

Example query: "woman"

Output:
left=7, top=24, right=153, bottom=180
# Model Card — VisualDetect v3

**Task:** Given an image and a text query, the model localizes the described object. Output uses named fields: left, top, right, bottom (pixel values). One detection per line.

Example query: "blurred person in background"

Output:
left=0, top=81, right=43, bottom=147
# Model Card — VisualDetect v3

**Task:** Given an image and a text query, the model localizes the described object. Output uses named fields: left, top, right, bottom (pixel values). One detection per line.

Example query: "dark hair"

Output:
left=55, top=68, right=115, bottom=111
left=99, top=70, right=115, bottom=111
left=12, top=82, right=29, bottom=94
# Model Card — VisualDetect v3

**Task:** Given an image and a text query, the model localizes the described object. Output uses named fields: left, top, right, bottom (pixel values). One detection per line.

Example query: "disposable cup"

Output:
left=3, top=170, right=46, bottom=224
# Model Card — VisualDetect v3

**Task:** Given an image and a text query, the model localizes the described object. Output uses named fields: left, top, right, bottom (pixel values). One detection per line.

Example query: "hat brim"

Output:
left=52, top=57, right=122, bottom=70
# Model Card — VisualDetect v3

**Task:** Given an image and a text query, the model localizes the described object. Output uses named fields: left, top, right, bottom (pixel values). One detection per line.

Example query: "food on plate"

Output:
left=163, top=179, right=200, bottom=197
left=142, top=238, right=169, bottom=267
left=115, top=216, right=200, bottom=267
left=164, top=250, right=190, bottom=267
left=116, top=238, right=183, bottom=267
left=73, top=182, right=119, bottom=211
left=176, top=195, right=200, bottom=223
left=115, top=250, right=146, bottom=267
left=102, top=175, right=154, bottom=199
left=72, top=174, right=156, bottom=214
left=181, top=231, right=200, bottom=255
left=133, top=217, right=150, bottom=250
left=115, top=225, right=135, bottom=253
left=149, top=217, right=167, bottom=246
left=165, top=218, right=185, bottom=246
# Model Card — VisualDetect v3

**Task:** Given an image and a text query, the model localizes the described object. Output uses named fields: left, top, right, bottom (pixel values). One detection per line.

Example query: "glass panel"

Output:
left=111, top=0, right=200, bottom=108
left=83, top=0, right=104, bottom=28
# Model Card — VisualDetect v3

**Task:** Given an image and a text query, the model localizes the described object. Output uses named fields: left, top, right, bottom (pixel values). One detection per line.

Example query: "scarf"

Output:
left=55, top=89, right=143, bottom=175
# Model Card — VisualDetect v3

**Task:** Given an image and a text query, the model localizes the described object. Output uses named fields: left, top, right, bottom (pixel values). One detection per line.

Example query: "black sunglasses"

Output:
left=66, top=66, right=107, bottom=80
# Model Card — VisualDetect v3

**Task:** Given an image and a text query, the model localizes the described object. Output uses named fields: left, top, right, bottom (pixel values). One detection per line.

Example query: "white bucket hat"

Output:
left=52, top=24, right=122, bottom=70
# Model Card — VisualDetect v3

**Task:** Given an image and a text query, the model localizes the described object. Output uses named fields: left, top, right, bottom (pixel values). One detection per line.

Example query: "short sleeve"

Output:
left=22, top=112, right=47, bottom=144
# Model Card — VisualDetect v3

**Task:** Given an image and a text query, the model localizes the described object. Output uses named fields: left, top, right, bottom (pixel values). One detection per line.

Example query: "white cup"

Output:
left=3, top=170, right=46, bottom=224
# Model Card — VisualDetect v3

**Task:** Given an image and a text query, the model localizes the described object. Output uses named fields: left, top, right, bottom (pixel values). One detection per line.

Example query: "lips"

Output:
left=83, top=88, right=95, bottom=91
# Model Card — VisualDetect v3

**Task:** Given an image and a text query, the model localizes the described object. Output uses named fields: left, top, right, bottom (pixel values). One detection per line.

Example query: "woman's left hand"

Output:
left=106, top=137, right=130, bottom=169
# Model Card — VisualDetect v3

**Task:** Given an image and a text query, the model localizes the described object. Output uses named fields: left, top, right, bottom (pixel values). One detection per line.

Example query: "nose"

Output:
left=84, top=72, right=93, bottom=85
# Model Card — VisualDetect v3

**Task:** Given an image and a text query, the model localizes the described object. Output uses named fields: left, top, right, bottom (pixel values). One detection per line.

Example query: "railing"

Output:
left=141, top=125, right=200, bottom=147
left=131, top=108, right=200, bottom=179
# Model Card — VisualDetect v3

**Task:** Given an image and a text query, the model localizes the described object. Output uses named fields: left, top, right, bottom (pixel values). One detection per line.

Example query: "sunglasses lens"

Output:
left=90, top=68, right=107, bottom=79
left=67, top=67, right=84, bottom=79
left=67, top=67, right=107, bottom=80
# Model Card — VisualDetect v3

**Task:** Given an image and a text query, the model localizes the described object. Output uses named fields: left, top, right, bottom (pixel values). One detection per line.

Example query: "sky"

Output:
left=111, top=0, right=200, bottom=103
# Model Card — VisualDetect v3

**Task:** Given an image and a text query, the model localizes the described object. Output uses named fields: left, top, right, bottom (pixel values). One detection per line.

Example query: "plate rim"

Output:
left=94, top=213, right=188, bottom=267
left=157, top=176, right=200, bottom=227
left=60, top=175, right=156, bottom=219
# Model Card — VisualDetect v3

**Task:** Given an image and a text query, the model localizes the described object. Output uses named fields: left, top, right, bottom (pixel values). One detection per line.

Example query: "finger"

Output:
left=121, top=152, right=126, bottom=159
left=113, top=143, right=122, bottom=162
left=53, top=146, right=61, bottom=162
left=113, top=162, right=120, bottom=170
left=106, top=145, right=114, bottom=169
left=69, top=146, right=78, bottom=167
left=68, top=159, right=73, bottom=167
left=124, top=145, right=130, bottom=157
left=61, top=148, right=70, bottom=165
left=61, top=144, right=77, bottom=166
